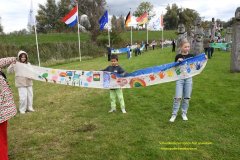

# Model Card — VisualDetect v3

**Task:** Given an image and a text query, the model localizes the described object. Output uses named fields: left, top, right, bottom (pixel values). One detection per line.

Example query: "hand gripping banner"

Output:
left=15, top=53, right=207, bottom=89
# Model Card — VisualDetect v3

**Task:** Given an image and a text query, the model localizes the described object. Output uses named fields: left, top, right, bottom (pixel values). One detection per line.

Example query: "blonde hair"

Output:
left=179, top=38, right=190, bottom=47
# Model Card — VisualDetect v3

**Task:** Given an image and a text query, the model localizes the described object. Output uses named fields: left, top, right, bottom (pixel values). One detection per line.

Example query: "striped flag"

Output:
left=125, top=11, right=131, bottom=27
left=136, top=12, right=148, bottom=25
left=61, top=6, right=78, bottom=27
left=160, top=14, right=164, bottom=28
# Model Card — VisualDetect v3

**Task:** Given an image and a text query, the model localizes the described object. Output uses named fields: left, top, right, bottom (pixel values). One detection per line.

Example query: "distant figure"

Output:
left=126, top=44, right=131, bottom=59
left=106, top=45, right=111, bottom=61
left=145, top=41, right=149, bottom=51
left=171, top=40, right=176, bottom=52
left=152, top=40, right=156, bottom=50
left=203, top=37, right=211, bottom=59
left=134, top=44, right=141, bottom=56
left=210, top=39, right=215, bottom=57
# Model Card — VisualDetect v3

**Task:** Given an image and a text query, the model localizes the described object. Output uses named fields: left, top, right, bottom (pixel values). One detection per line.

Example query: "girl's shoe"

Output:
left=169, top=115, right=176, bottom=122
left=182, top=114, right=188, bottom=121
left=121, top=108, right=127, bottom=113
left=108, top=109, right=116, bottom=113
left=27, top=109, right=35, bottom=112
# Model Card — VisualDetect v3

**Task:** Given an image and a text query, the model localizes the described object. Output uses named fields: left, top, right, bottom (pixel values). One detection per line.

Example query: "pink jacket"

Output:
left=0, top=57, right=17, bottom=123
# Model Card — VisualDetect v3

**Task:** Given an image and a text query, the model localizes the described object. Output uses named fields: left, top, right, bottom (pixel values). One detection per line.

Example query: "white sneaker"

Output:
left=169, top=115, right=176, bottom=122
left=182, top=114, right=188, bottom=121
left=121, top=108, right=127, bottom=113
left=108, top=109, right=116, bottom=113
left=20, top=111, right=25, bottom=114
left=27, top=109, right=35, bottom=112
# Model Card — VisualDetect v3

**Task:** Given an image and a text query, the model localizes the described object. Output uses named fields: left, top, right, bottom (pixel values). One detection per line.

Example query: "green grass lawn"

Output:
left=7, top=48, right=240, bottom=160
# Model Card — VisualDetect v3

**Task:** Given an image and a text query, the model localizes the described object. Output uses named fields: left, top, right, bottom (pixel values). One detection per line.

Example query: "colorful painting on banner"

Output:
left=15, top=54, right=207, bottom=89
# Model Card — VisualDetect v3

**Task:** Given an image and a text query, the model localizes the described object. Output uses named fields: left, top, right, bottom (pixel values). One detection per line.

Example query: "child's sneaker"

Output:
left=27, top=109, right=35, bottom=112
left=169, top=115, right=176, bottom=122
left=182, top=114, right=188, bottom=121
left=108, top=108, right=116, bottom=113
left=20, top=111, right=25, bottom=114
left=121, top=108, right=127, bottom=113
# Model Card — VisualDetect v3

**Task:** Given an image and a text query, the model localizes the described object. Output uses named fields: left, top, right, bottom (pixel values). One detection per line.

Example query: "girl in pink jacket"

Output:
left=0, top=57, right=17, bottom=160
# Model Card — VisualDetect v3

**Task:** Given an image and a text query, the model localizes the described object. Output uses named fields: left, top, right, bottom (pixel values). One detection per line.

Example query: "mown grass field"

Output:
left=7, top=47, right=240, bottom=160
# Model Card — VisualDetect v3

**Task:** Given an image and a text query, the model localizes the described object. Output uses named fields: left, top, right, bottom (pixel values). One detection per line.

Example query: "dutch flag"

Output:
left=61, top=6, right=78, bottom=27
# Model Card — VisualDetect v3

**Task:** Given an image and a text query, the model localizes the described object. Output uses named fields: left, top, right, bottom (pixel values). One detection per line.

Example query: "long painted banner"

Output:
left=15, top=53, right=207, bottom=89
left=111, top=44, right=145, bottom=54
left=210, top=43, right=229, bottom=49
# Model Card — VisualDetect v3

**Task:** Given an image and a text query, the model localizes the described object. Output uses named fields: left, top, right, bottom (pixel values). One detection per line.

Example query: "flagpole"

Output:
left=130, top=21, right=132, bottom=46
left=34, top=23, right=40, bottom=66
left=107, top=7, right=111, bottom=47
left=147, top=23, right=148, bottom=44
left=108, top=27, right=111, bottom=47
left=161, top=13, right=164, bottom=49
left=76, top=4, right=81, bottom=62
left=31, top=0, right=40, bottom=66
left=146, top=10, right=149, bottom=44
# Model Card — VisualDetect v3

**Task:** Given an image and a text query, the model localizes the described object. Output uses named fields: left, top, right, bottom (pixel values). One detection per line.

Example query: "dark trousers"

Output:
left=204, top=47, right=211, bottom=59
left=108, top=54, right=111, bottom=61
left=152, top=45, right=155, bottom=50
left=210, top=47, right=214, bottom=57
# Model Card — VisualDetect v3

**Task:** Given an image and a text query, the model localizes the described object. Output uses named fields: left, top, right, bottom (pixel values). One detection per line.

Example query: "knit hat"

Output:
left=17, top=50, right=28, bottom=58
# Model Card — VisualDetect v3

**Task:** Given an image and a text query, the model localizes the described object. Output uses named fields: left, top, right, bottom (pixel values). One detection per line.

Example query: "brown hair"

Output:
left=110, top=54, right=118, bottom=61
left=19, top=53, right=28, bottom=64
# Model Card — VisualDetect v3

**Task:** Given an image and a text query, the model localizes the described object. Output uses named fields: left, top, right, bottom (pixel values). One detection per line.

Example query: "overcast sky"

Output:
left=0, top=0, right=239, bottom=33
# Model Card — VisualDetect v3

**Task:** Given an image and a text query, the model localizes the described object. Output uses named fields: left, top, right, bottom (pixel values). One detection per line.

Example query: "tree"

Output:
left=111, top=15, right=117, bottom=30
left=0, top=16, right=3, bottom=33
left=180, top=8, right=199, bottom=30
left=36, top=0, right=58, bottom=33
left=134, top=2, right=155, bottom=20
left=118, top=15, right=125, bottom=31
left=78, top=0, right=106, bottom=41
left=164, top=4, right=199, bottom=30
left=164, top=4, right=180, bottom=30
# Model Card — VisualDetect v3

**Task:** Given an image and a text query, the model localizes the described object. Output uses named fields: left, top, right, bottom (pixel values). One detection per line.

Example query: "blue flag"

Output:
left=99, top=10, right=108, bottom=30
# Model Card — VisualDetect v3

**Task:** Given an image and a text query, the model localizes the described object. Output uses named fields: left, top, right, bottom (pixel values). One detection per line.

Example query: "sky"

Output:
left=0, top=0, right=239, bottom=33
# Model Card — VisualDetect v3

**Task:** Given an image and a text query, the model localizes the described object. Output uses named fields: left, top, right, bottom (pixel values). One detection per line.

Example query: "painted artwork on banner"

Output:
left=15, top=54, right=207, bottom=89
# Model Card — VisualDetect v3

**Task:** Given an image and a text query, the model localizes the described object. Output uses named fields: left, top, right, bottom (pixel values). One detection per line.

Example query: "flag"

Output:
left=61, top=6, right=78, bottom=27
left=98, top=10, right=108, bottom=31
left=148, top=16, right=160, bottom=31
left=125, top=11, right=131, bottom=27
left=136, top=12, right=148, bottom=25
left=160, top=14, right=164, bottom=28
left=28, top=0, right=35, bottom=27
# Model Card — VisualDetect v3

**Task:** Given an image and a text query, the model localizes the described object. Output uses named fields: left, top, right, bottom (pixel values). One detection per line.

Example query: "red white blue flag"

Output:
left=61, top=6, right=78, bottom=27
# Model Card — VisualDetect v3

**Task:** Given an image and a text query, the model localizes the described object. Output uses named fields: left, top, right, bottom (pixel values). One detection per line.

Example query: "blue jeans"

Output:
left=172, top=78, right=192, bottom=115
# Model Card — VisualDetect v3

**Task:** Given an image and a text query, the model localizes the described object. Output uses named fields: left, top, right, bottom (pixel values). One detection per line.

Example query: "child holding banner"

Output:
left=102, top=54, right=128, bottom=113
left=8, top=50, right=35, bottom=114
left=169, top=39, right=194, bottom=122
left=0, top=57, right=17, bottom=160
